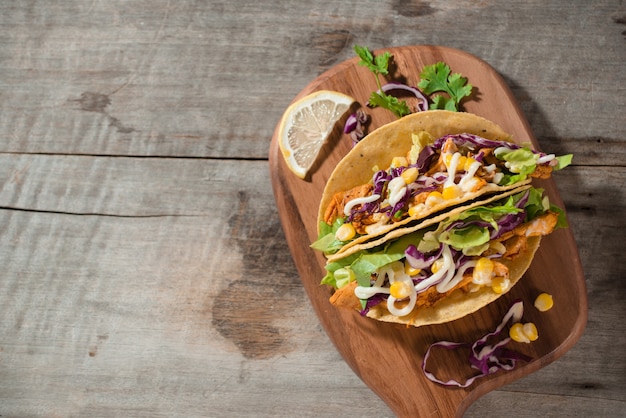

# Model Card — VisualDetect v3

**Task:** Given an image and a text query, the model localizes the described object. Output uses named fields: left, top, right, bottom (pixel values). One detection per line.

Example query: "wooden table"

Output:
left=1, top=1, right=624, bottom=416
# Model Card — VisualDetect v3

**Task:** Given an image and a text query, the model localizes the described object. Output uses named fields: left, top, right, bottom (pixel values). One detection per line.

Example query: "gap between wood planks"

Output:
left=0, top=206, right=206, bottom=218
left=0, top=152, right=269, bottom=162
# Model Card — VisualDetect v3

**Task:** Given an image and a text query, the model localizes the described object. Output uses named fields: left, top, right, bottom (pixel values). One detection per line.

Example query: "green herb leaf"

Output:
left=418, top=62, right=473, bottom=111
left=354, top=45, right=409, bottom=118
left=368, top=91, right=412, bottom=118
left=355, top=45, right=391, bottom=75
left=374, top=52, right=392, bottom=75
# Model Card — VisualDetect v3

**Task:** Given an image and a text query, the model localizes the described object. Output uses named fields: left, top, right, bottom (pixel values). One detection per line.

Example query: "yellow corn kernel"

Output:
left=464, top=157, right=478, bottom=171
left=425, top=191, right=444, bottom=207
left=442, top=185, right=462, bottom=200
left=509, top=322, right=538, bottom=343
left=523, top=323, right=539, bottom=341
left=391, top=156, right=408, bottom=168
left=491, top=277, right=510, bottom=294
left=457, top=155, right=467, bottom=169
left=472, top=257, right=494, bottom=284
left=534, top=293, right=554, bottom=312
left=390, top=281, right=413, bottom=299
left=404, top=260, right=421, bottom=276
left=431, top=258, right=444, bottom=274
left=335, top=223, right=356, bottom=242
left=444, top=153, right=465, bottom=168
left=400, top=167, right=419, bottom=184
left=509, top=323, right=528, bottom=343
left=408, top=204, right=425, bottom=218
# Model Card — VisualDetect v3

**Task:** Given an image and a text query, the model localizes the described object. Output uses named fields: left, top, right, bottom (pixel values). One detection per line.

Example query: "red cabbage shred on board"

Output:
left=422, top=300, right=532, bottom=387
left=380, top=82, right=429, bottom=112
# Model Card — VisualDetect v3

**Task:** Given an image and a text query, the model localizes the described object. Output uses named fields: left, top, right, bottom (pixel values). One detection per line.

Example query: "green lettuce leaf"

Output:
left=310, top=219, right=349, bottom=254
left=555, top=154, right=573, bottom=170
left=322, top=233, right=418, bottom=289
left=439, top=224, right=490, bottom=250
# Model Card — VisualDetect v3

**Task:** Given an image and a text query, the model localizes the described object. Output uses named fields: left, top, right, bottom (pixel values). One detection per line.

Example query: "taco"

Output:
left=321, top=186, right=566, bottom=327
left=312, top=110, right=571, bottom=258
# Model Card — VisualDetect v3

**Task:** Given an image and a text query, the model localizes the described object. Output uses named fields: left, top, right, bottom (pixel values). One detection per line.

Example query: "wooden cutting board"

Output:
left=268, top=45, right=587, bottom=417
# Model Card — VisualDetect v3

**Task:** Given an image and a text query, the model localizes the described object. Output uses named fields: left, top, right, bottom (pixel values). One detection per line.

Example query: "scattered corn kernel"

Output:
left=404, top=260, right=421, bottom=276
left=391, top=156, right=408, bottom=168
left=534, top=293, right=554, bottom=312
left=390, top=281, right=413, bottom=299
left=509, top=322, right=538, bottom=343
left=491, top=276, right=510, bottom=294
left=442, top=185, right=462, bottom=200
left=523, top=323, right=539, bottom=341
left=335, top=223, right=356, bottom=241
left=400, top=167, right=419, bottom=184
left=472, top=257, right=494, bottom=284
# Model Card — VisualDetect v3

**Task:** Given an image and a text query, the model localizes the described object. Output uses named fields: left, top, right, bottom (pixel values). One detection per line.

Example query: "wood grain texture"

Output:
left=0, top=0, right=624, bottom=417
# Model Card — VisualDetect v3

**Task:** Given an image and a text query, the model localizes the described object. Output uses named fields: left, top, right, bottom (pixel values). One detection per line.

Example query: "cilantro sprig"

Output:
left=354, top=45, right=411, bottom=118
left=418, top=62, right=473, bottom=111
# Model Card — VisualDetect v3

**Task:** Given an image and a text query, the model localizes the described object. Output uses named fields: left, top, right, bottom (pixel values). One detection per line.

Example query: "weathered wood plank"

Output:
left=0, top=1, right=623, bottom=162
left=0, top=156, right=623, bottom=416
left=0, top=154, right=268, bottom=216
left=0, top=158, right=392, bottom=416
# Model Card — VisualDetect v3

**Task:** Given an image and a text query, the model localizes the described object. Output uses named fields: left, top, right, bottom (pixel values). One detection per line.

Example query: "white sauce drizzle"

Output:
left=415, top=244, right=454, bottom=292
left=437, top=259, right=477, bottom=293
left=354, top=285, right=389, bottom=300
left=444, top=152, right=461, bottom=188
left=343, top=194, right=380, bottom=217
left=387, top=176, right=407, bottom=207
left=383, top=261, right=418, bottom=317
left=537, top=154, right=555, bottom=164
left=459, top=160, right=482, bottom=190
left=354, top=266, right=389, bottom=299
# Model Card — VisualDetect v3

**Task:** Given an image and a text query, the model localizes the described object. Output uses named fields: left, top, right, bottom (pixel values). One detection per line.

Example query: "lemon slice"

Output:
left=278, top=90, right=354, bottom=179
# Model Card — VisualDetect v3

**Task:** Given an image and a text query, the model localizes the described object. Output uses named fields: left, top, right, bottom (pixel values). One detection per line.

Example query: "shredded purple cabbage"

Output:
left=432, top=133, right=523, bottom=151
left=430, top=133, right=557, bottom=163
left=344, top=110, right=369, bottom=144
left=422, top=300, right=532, bottom=387
left=380, top=82, right=429, bottom=112
left=343, top=132, right=544, bottom=223
left=490, top=189, right=530, bottom=239
left=405, top=244, right=443, bottom=270
left=415, top=145, right=437, bottom=173
left=359, top=293, right=387, bottom=315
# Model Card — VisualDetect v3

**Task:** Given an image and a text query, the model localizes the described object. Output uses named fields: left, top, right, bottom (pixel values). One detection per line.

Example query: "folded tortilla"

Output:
left=323, top=186, right=561, bottom=327
left=315, top=110, right=563, bottom=259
